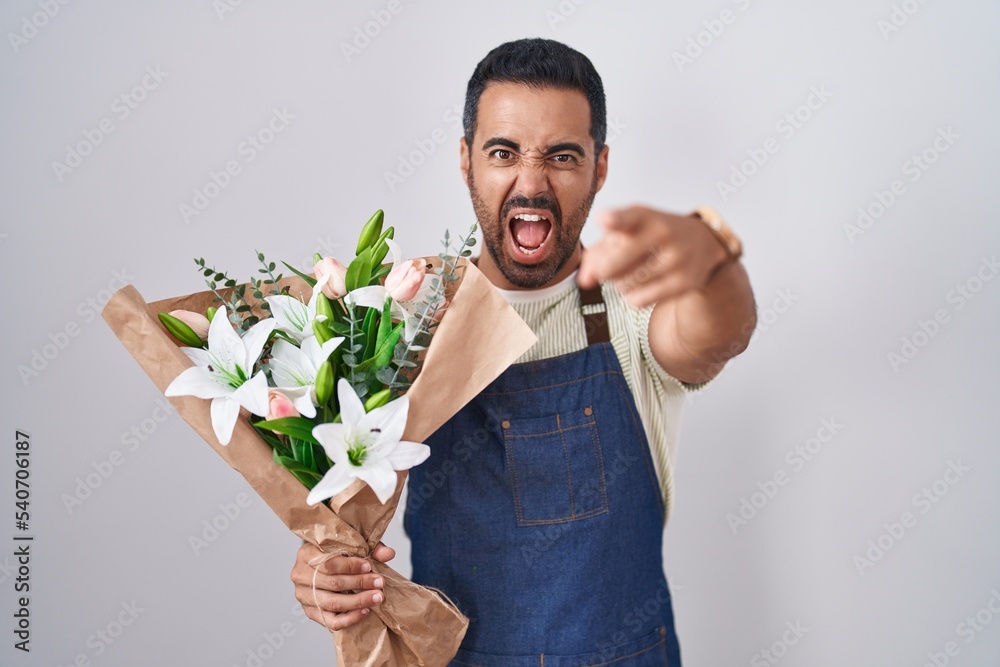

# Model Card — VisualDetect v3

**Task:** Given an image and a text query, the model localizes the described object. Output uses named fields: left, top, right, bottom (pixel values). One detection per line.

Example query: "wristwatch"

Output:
left=693, top=206, right=742, bottom=261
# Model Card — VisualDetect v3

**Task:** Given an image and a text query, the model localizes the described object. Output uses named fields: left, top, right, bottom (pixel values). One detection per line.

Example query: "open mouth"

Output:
left=508, top=211, right=554, bottom=260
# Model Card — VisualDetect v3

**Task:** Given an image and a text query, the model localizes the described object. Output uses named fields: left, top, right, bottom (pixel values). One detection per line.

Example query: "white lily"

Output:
left=345, top=239, right=434, bottom=342
left=307, top=379, right=430, bottom=505
left=165, top=306, right=276, bottom=445
left=268, top=336, right=344, bottom=418
left=264, top=273, right=333, bottom=343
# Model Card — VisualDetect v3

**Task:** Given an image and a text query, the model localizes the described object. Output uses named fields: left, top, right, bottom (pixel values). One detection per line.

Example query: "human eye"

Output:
left=550, top=153, right=579, bottom=165
left=489, top=148, right=514, bottom=160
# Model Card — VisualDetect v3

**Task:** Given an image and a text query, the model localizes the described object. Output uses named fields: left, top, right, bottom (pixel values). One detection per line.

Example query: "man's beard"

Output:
left=468, top=168, right=598, bottom=289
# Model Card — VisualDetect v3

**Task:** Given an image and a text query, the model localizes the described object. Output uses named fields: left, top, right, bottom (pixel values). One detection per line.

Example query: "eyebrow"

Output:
left=481, top=137, right=587, bottom=157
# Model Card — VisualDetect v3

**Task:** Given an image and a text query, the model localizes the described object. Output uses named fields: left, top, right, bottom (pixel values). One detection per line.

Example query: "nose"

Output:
left=511, top=156, right=552, bottom=200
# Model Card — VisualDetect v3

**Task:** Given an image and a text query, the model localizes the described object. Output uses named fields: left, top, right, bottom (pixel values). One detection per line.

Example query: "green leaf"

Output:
left=362, top=305, right=379, bottom=360
left=375, top=366, right=396, bottom=385
left=375, top=323, right=404, bottom=367
left=273, top=452, right=322, bottom=488
left=345, top=247, right=373, bottom=292
left=291, top=437, right=316, bottom=470
left=376, top=296, right=392, bottom=354
left=257, top=427, right=291, bottom=458
left=254, top=417, right=319, bottom=444
left=314, top=445, right=332, bottom=475
left=281, top=261, right=318, bottom=287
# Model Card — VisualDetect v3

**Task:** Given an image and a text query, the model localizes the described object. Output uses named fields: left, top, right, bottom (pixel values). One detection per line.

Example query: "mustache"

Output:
left=501, top=195, right=561, bottom=223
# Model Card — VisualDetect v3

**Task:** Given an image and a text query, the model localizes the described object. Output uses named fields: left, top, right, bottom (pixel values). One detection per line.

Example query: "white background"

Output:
left=2, top=1, right=998, bottom=665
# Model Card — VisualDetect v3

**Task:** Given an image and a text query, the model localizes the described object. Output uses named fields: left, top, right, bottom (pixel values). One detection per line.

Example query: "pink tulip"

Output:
left=169, top=309, right=210, bottom=339
left=266, top=390, right=300, bottom=420
left=313, top=257, right=348, bottom=298
left=384, top=259, right=426, bottom=302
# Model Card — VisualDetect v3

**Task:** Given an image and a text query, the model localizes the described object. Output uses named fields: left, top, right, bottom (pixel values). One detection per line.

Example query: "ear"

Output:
left=594, top=143, right=609, bottom=193
left=460, top=136, right=471, bottom=188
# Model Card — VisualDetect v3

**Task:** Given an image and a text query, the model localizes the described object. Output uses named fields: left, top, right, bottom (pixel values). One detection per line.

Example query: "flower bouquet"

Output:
left=102, top=211, right=536, bottom=666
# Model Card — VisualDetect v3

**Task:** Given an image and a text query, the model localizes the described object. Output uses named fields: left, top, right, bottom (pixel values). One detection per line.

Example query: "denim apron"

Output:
left=405, top=284, right=682, bottom=666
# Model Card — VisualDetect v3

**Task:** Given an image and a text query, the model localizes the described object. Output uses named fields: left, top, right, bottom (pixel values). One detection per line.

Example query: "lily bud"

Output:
left=314, top=291, right=334, bottom=321
left=371, top=226, right=395, bottom=266
left=356, top=209, right=384, bottom=255
left=313, top=257, right=348, bottom=298
left=364, top=388, right=392, bottom=412
left=315, top=361, right=334, bottom=405
left=266, top=390, right=300, bottom=420
left=158, top=311, right=206, bottom=347
left=384, top=259, right=426, bottom=302
left=206, top=306, right=217, bottom=322
left=312, top=319, right=332, bottom=344
left=169, top=309, right=210, bottom=339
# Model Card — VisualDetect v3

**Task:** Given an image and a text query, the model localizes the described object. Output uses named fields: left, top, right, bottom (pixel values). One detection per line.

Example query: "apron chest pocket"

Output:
left=502, top=405, right=609, bottom=526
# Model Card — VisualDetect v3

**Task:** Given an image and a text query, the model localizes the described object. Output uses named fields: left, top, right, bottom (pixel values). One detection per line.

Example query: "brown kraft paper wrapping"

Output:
left=101, top=257, right=536, bottom=666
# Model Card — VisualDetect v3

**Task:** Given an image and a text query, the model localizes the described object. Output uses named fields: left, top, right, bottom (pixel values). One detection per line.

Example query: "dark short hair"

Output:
left=463, top=38, right=607, bottom=159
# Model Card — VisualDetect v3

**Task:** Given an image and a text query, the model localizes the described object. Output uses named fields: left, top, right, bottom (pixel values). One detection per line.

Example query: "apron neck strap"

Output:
left=579, top=284, right=610, bottom=345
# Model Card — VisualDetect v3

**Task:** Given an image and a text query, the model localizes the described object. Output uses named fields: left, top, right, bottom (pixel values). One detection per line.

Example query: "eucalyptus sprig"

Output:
left=193, top=258, right=259, bottom=331
left=387, top=220, right=478, bottom=390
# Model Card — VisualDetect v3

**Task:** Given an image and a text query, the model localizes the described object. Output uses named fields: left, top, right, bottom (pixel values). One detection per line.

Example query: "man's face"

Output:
left=461, top=82, right=608, bottom=289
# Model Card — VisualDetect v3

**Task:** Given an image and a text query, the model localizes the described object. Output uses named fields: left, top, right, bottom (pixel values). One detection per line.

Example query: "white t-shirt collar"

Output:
left=493, top=270, right=580, bottom=305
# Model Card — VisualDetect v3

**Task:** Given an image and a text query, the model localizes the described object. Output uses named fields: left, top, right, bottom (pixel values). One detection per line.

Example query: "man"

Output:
left=291, top=38, right=755, bottom=665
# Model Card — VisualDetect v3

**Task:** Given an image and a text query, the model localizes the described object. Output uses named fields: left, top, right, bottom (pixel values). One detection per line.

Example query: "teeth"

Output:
left=513, top=213, right=546, bottom=222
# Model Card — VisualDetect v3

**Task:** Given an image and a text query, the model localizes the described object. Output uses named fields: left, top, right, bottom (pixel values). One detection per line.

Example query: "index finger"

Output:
left=598, top=206, right=648, bottom=233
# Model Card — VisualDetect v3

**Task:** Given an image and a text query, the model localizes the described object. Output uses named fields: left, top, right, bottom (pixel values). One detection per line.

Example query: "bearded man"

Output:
left=291, top=37, right=756, bottom=666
